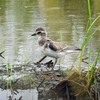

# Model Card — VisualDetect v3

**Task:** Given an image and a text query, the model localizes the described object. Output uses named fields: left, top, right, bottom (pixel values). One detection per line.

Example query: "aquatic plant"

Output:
left=65, top=0, right=100, bottom=99
left=6, top=61, right=14, bottom=77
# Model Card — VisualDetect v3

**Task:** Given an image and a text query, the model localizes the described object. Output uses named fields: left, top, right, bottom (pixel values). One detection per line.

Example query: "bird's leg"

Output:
left=58, top=59, right=61, bottom=70
left=34, top=56, right=47, bottom=65
left=52, top=58, right=57, bottom=70
left=54, top=58, right=57, bottom=66
left=38, top=56, right=47, bottom=63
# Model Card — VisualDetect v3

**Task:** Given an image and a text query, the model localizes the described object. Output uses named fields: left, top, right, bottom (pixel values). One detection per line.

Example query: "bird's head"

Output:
left=31, top=27, right=47, bottom=37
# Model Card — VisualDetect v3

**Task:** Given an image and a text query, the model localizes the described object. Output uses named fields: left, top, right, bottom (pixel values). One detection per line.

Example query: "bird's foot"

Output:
left=44, top=60, right=54, bottom=69
left=34, top=62, right=42, bottom=67
left=34, top=60, right=54, bottom=69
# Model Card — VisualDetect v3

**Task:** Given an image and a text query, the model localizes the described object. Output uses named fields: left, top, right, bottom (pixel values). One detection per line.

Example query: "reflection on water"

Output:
left=0, top=89, right=38, bottom=100
left=0, top=0, right=100, bottom=66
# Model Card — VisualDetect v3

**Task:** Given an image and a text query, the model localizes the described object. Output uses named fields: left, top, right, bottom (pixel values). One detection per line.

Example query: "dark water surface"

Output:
left=0, top=0, right=100, bottom=100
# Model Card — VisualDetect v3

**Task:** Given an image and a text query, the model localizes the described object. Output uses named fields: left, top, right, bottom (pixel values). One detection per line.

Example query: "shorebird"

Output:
left=31, top=27, right=81, bottom=68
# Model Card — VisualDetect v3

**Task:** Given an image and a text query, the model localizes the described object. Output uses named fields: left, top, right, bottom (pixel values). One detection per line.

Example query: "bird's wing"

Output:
left=61, top=46, right=81, bottom=53
left=49, top=42, right=58, bottom=51
left=45, top=40, right=65, bottom=51
left=44, top=40, right=58, bottom=51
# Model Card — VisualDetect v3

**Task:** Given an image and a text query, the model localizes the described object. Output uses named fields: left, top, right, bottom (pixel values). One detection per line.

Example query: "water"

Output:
left=0, top=89, right=38, bottom=100
left=0, top=0, right=100, bottom=100
left=0, top=0, right=100, bottom=66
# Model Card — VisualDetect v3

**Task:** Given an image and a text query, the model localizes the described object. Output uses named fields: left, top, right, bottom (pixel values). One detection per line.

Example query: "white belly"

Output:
left=41, top=48, right=65, bottom=58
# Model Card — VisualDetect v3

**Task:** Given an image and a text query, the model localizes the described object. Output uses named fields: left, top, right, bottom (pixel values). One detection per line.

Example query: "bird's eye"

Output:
left=37, top=32, right=41, bottom=34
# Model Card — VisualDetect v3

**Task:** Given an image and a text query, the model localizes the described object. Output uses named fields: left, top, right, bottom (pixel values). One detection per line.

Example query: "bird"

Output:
left=31, top=27, right=81, bottom=68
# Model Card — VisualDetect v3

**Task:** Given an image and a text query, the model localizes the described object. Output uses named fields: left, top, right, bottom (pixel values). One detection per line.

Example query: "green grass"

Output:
left=66, top=0, right=100, bottom=99
left=6, top=61, right=14, bottom=76
left=87, top=0, right=92, bottom=24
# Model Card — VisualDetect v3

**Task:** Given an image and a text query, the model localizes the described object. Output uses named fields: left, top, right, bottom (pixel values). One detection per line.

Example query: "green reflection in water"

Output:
left=39, top=0, right=88, bottom=45
left=0, top=0, right=99, bottom=64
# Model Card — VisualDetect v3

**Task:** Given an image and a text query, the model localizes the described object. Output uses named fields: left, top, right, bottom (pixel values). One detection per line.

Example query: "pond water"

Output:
left=0, top=89, right=38, bottom=100
left=0, top=0, right=100, bottom=100
left=0, top=0, right=100, bottom=66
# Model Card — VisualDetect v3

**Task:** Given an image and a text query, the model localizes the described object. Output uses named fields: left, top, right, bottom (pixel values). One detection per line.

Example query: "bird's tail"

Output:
left=61, top=46, right=81, bottom=53
left=0, top=51, right=5, bottom=59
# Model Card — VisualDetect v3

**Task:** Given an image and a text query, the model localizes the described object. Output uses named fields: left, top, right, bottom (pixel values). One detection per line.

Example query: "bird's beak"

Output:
left=31, top=33, right=37, bottom=36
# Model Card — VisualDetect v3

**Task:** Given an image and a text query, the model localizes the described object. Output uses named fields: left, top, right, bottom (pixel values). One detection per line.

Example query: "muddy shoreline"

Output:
left=0, top=63, right=99, bottom=100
